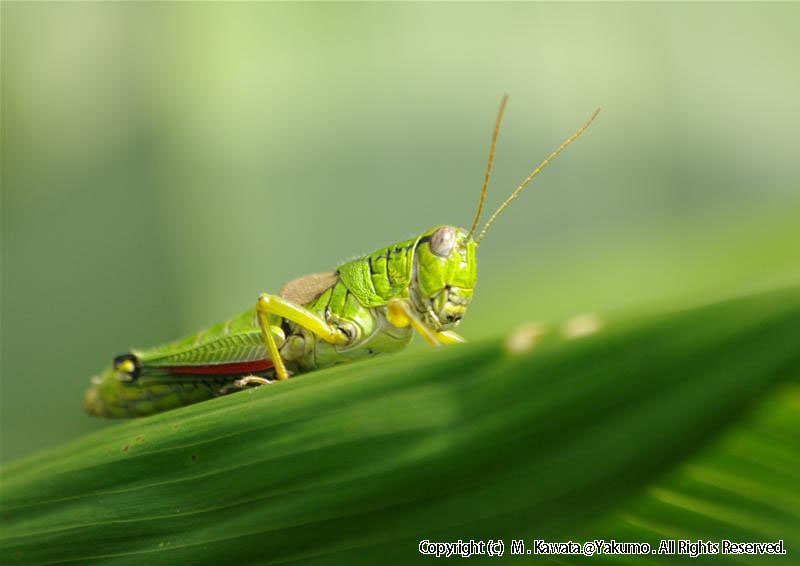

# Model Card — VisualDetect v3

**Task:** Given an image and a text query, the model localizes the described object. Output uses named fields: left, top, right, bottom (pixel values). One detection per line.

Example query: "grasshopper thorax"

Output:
left=411, top=225, right=476, bottom=330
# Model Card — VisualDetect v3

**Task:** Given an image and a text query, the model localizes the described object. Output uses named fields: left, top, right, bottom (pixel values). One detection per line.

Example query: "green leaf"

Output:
left=2, top=285, right=798, bottom=564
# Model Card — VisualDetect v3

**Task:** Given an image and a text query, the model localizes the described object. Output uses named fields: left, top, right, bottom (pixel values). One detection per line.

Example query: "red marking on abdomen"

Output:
left=168, top=359, right=274, bottom=375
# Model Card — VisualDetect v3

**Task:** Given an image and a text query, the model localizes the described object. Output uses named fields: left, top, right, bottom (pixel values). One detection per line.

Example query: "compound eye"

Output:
left=429, top=226, right=456, bottom=258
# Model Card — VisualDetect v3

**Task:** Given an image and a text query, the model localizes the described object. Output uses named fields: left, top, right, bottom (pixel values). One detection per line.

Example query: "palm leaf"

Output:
left=1, top=284, right=798, bottom=564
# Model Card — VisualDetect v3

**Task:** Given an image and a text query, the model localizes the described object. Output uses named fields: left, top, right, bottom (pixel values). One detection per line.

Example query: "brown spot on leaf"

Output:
left=505, top=322, right=547, bottom=355
left=122, top=445, right=129, bottom=453
left=191, top=453, right=198, bottom=462
left=563, top=313, right=603, bottom=339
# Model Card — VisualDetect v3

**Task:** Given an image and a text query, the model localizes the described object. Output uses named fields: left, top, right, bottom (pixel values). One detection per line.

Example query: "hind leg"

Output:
left=235, top=375, right=272, bottom=388
left=218, top=375, right=273, bottom=395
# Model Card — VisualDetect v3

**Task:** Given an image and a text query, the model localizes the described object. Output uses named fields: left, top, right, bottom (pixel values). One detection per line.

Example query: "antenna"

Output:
left=476, top=107, right=601, bottom=244
left=467, top=94, right=509, bottom=239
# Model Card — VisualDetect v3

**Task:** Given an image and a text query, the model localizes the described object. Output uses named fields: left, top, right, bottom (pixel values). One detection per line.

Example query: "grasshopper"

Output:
left=84, top=97, right=599, bottom=417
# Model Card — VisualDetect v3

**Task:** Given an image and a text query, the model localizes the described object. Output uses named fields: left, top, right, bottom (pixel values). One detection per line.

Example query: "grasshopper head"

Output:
left=411, top=98, right=600, bottom=332
left=412, top=225, right=476, bottom=330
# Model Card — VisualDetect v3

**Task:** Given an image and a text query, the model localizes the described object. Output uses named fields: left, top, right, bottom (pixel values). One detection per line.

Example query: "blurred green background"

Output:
left=2, top=2, right=798, bottom=465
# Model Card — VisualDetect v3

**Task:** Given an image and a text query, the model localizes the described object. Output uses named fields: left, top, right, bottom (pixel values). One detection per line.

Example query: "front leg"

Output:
left=435, top=330, right=465, bottom=345
left=255, top=293, right=350, bottom=380
left=386, top=299, right=465, bottom=347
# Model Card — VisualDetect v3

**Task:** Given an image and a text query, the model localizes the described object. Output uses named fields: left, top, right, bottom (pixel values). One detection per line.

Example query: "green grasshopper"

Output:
left=84, top=97, right=600, bottom=418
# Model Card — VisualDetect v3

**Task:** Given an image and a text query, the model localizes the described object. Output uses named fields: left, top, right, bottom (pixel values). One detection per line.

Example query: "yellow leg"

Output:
left=255, top=293, right=349, bottom=380
left=387, top=299, right=442, bottom=347
left=436, top=330, right=465, bottom=345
